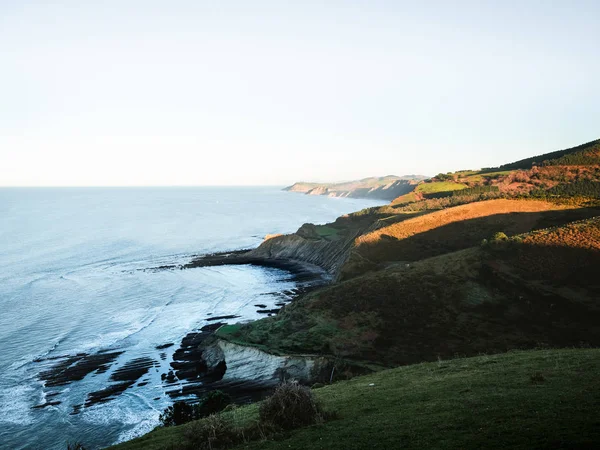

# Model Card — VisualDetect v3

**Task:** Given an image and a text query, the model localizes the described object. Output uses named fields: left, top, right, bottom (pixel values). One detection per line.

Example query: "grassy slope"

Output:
left=415, top=181, right=468, bottom=194
left=341, top=199, right=600, bottom=279
left=113, top=349, right=600, bottom=450
left=220, top=217, right=600, bottom=365
left=389, top=180, right=468, bottom=205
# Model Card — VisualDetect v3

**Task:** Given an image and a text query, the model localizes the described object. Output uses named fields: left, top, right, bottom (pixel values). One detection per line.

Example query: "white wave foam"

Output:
left=116, top=418, right=160, bottom=445
left=0, top=384, right=36, bottom=425
left=81, top=395, right=162, bottom=446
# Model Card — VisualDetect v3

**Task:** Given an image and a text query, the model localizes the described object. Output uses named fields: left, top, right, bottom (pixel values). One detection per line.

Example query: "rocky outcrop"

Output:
left=202, top=339, right=328, bottom=385
left=247, top=223, right=366, bottom=275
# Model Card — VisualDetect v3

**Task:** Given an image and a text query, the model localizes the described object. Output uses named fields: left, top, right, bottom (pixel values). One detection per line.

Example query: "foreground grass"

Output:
left=113, top=349, right=600, bottom=450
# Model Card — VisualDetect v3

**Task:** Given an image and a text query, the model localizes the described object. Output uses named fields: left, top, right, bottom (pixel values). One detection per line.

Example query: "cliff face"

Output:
left=201, top=339, right=326, bottom=385
left=284, top=176, right=426, bottom=201
left=247, top=217, right=377, bottom=276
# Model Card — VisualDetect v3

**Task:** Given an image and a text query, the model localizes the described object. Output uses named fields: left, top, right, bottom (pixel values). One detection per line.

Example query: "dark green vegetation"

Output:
left=159, top=391, right=232, bottom=427
left=112, top=349, right=600, bottom=450
left=258, top=381, right=326, bottom=431
left=534, top=180, right=600, bottom=198
left=488, top=138, right=600, bottom=171
left=112, top=381, right=327, bottom=450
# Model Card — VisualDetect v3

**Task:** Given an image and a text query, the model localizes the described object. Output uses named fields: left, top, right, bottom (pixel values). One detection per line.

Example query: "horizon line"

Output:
left=0, top=184, right=292, bottom=188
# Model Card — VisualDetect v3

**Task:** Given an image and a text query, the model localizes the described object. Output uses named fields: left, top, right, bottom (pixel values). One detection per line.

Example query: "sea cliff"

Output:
left=200, top=339, right=327, bottom=385
left=186, top=208, right=382, bottom=280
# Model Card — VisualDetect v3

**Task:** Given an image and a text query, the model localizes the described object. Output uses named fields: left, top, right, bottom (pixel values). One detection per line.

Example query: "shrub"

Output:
left=259, top=381, right=324, bottom=430
left=159, top=391, right=233, bottom=427
left=197, top=390, right=232, bottom=418
left=160, top=401, right=197, bottom=427
left=182, top=414, right=236, bottom=450
left=435, top=172, right=454, bottom=182
left=490, top=232, right=508, bottom=243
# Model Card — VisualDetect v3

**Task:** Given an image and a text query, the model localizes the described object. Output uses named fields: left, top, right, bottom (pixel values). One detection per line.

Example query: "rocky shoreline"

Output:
left=33, top=250, right=333, bottom=414
left=183, top=249, right=332, bottom=283
left=164, top=251, right=333, bottom=402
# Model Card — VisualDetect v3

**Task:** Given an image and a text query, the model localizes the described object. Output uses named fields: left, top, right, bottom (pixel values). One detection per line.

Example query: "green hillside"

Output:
left=219, top=217, right=600, bottom=365
left=112, top=349, right=600, bottom=450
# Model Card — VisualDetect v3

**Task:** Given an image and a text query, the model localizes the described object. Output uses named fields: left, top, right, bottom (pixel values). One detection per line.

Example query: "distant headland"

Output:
left=283, top=175, right=428, bottom=200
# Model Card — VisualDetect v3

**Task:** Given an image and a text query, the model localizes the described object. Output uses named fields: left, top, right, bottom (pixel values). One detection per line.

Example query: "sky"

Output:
left=1, top=1, right=599, bottom=186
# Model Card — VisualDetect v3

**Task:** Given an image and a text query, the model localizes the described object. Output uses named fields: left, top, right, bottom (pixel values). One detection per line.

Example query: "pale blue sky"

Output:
left=1, top=1, right=598, bottom=186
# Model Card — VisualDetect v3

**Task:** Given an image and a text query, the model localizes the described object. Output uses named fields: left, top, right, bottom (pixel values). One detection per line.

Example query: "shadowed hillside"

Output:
left=265, top=140, right=600, bottom=281
left=342, top=200, right=600, bottom=279
left=230, top=140, right=600, bottom=366
left=220, top=218, right=600, bottom=366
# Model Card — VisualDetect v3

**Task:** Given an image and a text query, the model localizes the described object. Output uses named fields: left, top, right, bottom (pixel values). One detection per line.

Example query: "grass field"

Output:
left=416, top=181, right=468, bottom=194
left=314, top=225, right=340, bottom=239
left=111, top=349, right=600, bottom=450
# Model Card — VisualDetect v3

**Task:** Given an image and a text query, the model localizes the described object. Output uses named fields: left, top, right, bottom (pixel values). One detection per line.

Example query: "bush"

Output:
left=197, top=390, right=232, bottom=418
left=435, top=173, right=454, bottom=182
left=259, top=381, right=324, bottom=430
left=159, top=391, right=233, bottom=427
left=182, top=414, right=236, bottom=450
left=160, top=401, right=197, bottom=427
left=490, top=232, right=508, bottom=243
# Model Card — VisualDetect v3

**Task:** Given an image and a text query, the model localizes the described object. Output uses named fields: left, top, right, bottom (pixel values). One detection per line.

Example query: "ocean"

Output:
left=0, top=187, right=384, bottom=449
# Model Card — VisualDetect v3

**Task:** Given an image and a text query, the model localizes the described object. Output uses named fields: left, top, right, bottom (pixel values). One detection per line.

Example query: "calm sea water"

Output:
left=0, top=187, right=384, bottom=449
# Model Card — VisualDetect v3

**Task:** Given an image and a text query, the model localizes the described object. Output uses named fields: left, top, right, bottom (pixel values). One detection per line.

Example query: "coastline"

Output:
left=148, top=249, right=335, bottom=403
left=183, top=250, right=333, bottom=284
left=31, top=246, right=336, bottom=447
left=0, top=187, right=392, bottom=450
